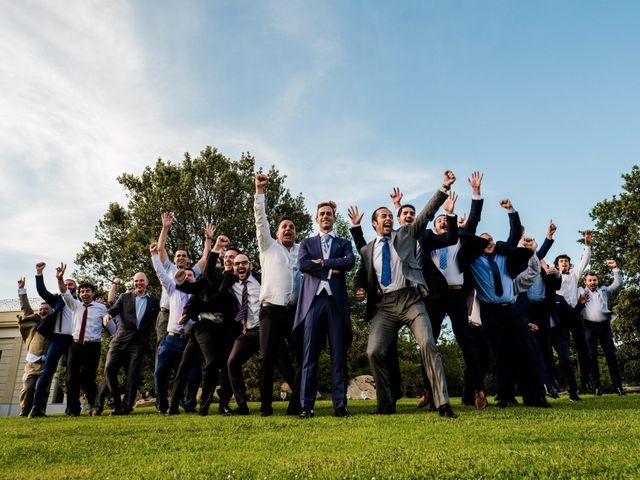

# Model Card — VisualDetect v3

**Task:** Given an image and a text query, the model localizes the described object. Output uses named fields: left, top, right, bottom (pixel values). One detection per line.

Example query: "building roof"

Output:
left=0, top=298, right=44, bottom=313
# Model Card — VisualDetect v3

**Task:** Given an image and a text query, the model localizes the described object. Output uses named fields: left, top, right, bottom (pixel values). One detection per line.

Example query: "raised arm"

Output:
left=254, top=173, right=276, bottom=253
left=56, top=263, right=78, bottom=311
left=157, top=212, right=172, bottom=265
left=462, top=171, right=484, bottom=235
left=17, top=277, right=34, bottom=316
left=604, top=260, right=623, bottom=294
left=515, top=238, right=541, bottom=293
left=151, top=242, right=175, bottom=294
left=35, top=262, right=58, bottom=307
left=407, top=170, right=455, bottom=238
left=536, top=220, right=556, bottom=260
left=347, top=206, right=367, bottom=253
left=196, top=224, right=215, bottom=274
left=107, top=277, right=121, bottom=305
left=574, top=231, right=592, bottom=278
left=500, top=199, right=522, bottom=247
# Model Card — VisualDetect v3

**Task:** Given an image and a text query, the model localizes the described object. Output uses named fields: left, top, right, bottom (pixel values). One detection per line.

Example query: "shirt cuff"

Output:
left=18, top=288, right=27, bottom=295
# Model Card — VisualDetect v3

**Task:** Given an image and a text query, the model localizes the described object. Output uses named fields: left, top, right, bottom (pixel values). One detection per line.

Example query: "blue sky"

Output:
left=0, top=1, right=638, bottom=299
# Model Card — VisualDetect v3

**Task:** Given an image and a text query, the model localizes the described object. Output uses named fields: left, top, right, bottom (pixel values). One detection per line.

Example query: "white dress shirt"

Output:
left=62, top=290, right=107, bottom=343
left=232, top=275, right=261, bottom=330
left=152, top=255, right=195, bottom=333
left=373, top=235, right=406, bottom=294
left=159, top=260, right=202, bottom=310
left=431, top=239, right=464, bottom=286
left=254, top=193, right=301, bottom=306
left=557, top=245, right=591, bottom=307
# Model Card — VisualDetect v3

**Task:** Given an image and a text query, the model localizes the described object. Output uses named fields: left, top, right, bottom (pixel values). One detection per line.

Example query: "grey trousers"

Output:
left=367, top=287, right=449, bottom=409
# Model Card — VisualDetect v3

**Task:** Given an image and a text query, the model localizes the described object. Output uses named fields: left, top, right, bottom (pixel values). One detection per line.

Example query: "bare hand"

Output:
left=35, top=262, right=46, bottom=275
left=255, top=173, right=268, bottom=193
left=204, top=224, right=216, bottom=240
left=584, top=230, right=593, bottom=246
left=178, top=314, right=189, bottom=325
left=161, top=212, right=173, bottom=228
left=214, top=235, right=230, bottom=252
left=467, top=171, right=483, bottom=195
left=547, top=220, right=557, bottom=239
left=499, top=199, right=513, bottom=211
left=443, top=170, right=456, bottom=188
left=112, top=277, right=122, bottom=285
left=55, top=263, right=67, bottom=280
left=521, top=236, right=538, bottom=251
left=442, top=191, right=458, bottom=215
left=528, top=323, right=539, bottom=332
left=355, top=288, right=366, bottom=301
left=150, top=242, right=159, bottom=255
left=458, top=213, right=467, bottom=228
left=311, top=259, right=323, bottom=265
left=545, top=265, right=559, bottom=276
left=17, top=277, right=25, bottom=289
left=347, top=206, right=364, bottom=226
left=578, top=293, right=589, bottom=305
left=390, top=187, right=403, bottom=209
left=102, top=314, right=112, bottom=328
left=175, top=269, right=187, bottom=284
left=606, top=259, right=617, bottom=269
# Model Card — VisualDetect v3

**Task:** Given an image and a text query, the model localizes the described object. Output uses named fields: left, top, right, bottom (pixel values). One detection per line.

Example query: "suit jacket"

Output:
left=293, top=233, right=355, bottom=331
left=18, top=293, right=49, bottom=358
left=355, top=189, right=448, bottom=321
left=107, top=292, right=160, bottom=349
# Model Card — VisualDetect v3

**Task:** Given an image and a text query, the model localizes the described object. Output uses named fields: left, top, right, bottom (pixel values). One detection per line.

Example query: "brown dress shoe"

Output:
left=474, top=390, right=488, bottom=410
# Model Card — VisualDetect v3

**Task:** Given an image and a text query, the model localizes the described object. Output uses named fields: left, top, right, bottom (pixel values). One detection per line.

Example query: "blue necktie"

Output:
left=439, top=247, right=448, bottom=270
left=381, top=237, right=391, bottom=287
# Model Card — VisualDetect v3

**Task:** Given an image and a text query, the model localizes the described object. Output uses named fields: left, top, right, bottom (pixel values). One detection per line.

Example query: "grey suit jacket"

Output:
left=355, top=188, right=448, bottom=321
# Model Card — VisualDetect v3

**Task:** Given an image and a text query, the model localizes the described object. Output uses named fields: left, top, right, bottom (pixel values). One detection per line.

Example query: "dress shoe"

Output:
left=286, top=404, right=301, bottom=416
left=474, top=390, right=488, bottom=410
left=594, top=387, right=603, bottom=396
left=368, top=405, right=395, bottom=415
left=111, top=409, right=130, bottom=416
left=438, top=403, right=457, bottom=418
left=218, top=405, right=233, bottom=416
left=28, top=406, right=47, bottom=418
left=260, top=406, right=274, bottom=417
left=569, top=392, right=582, bottom=402
left=334, top=407, right=350, bottom=418
left=525, top=397, right=552, bottom=408
left=184, top=407, right=197, bottom=414
left=416, top=390, right=430, bottom=409
left=164, top=409, right=179, bottom=416
left=616, top=387, right=626, bottom=396
left=90, top=407, right=102, bottom=417
left=496, top=400, right=508, bottom=409
left=231, top=404, right=250, bottom=416
left=299, top=408, right=314, bottom=419
left=545, top=384, right=560, bottom=399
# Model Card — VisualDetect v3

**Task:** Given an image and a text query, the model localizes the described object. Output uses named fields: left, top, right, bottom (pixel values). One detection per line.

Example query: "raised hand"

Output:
left=214, top=235, right=230, bottom=252
left=112, top=277, right=122, bottom=285
left=443, top=191, right=458, bottom=215
left=17, top=277, right=25, bottom=289
left=347, top=206, right=364, bottom=226
left=35, top=262, right=46, bottom=275
left=55, top=263, right=67, bottom=280
left=584, top=230, right=593, bottom=246
left=204, top=224, right=216, bottom=240
left=443, top=170, right=456, bottom=188
left=499, top=199, right=513, bottom=211
left=390, top=188, right=403, bottom=209
left=255, top=173, right=268, bottom=193
left=547, top=220, right=557, bottom=239
left=467, top=171, right=483, bottom=195
left=150, top=242, right=159, bottom=255
left=102, top=314, right=112, bottom=328
left=355, top=288, right=366, bottom=302
left=458, top=213, right=467, bottom=228
left=161, top=212, right=173, bottom=228
left=175, top=269, right=187, bottom=284
left=521, top=236, right=538, bottom=251
left=606, top=259, right=618, bottom=269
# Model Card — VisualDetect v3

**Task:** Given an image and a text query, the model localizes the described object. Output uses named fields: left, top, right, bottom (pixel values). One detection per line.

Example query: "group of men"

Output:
left=16, top=170, right=625, bottom=420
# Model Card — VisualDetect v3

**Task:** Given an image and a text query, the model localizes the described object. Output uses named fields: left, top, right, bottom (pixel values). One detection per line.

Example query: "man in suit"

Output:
left=100, top=272, right=160, bottom=415
left=295, top=201, right=355, bottom=418
left=16, top=277, right=51, bottom=416
left=354, top=170, right=457, bottom=418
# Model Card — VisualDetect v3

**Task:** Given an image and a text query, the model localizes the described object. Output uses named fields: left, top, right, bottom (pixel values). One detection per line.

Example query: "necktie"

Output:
left=78, top=304, right=89, bottom=343
left=321, top=234, right=331, bottom=257
left=235, top=281, right=249, bottom=329
left=439, top=247, right=448, bottom=270
left=415, top=242, right=423, bottom=264
left=487, top=255, right=504, bottom=297
left=381, top=237, right=391, bottom=287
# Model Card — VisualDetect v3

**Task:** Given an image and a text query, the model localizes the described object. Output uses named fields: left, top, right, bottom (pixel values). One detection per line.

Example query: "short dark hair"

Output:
left=371, top=207, right=391, bottom=223
left=583, top=271, right=598, bottom=279
left=316, top=201, right=336, bottom=215
left=397, top=204, right=415, bottom=218
left=77, top=283, right=96, bottom=293
left=554, top=254, right=571, bottom=268
left=278, top=216, right=296, bottom=228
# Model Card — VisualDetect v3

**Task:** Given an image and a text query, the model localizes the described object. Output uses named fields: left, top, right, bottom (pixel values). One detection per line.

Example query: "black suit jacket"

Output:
left=108, top=292, right=160, bottom=348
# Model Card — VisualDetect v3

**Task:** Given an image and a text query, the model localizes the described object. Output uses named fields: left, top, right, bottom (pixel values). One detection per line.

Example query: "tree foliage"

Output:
left=589, top=165, right=640, bottom=383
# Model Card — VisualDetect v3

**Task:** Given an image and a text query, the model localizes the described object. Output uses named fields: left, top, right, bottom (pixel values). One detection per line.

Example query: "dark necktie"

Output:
left=235, top=281, right=249, bottom=329
left=78, top=304, right=89, bottom=343
left=381, top=237, right=391, bottom=287
left=487, top=255, right=504, bottom=297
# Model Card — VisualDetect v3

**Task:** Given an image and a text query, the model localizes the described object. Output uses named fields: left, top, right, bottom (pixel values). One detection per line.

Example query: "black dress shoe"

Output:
left=286, top=401, right=301, bottom=416
left=594, top=387, right=603, bottom=396
left=438, top=403, right=457, bottom=418
left=368, top=405, right=395, bottom=415
left=525, top=397, right=552, bottom=408
left=569, top=392, right=583, bottom=402
left=616, top=387, right=626, bottom=396
left=260, top=407, right=274, bottom=417
left=299, top=408, right=314, bottom=419
left=218, top=405, right=233, bottom=416
left=496, top=400, right=508, bottom=409
left=164, top=408, right=179, bottom=416
left=545, top=384, right=560, bottom=399
left=232, top=404, right=250, bottom=416
left=334, top=407, right=350, bottom=418
left=28, top=406, right=47, bottom=418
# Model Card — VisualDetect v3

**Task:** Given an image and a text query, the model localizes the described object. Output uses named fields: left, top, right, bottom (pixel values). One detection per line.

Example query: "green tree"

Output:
left=589, top=165, right=640, bottom=384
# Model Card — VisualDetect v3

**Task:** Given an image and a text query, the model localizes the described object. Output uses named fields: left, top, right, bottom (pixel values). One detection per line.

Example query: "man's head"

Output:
left=583, top=272, right=599, bottom=291
left=397, top=205, right=415, bottom=226
left=174, top=250, right=190, bottom=268
left=223, top=248, right=239, bottom=271
left=372, top=207, right=394, bottom=237
left=554, top=254, right=571, bottom=273
left=133, top=272, right=148, bottom=296
left=179, top=268, right=196, bottom=283
left=316, top=202, right=337, bottom=233
left=64, top=279, right=77, bottom=295
left=233, top=254, right=252, bottom=281
left=276, top=217, right=296, bottom=248
left=77, top=283, right=96, bottom=305
left=434, top=214, right=449, bottom=235
left=38, top=302, right=52, bottom=319
left=480, top=233, right=495, bottom=255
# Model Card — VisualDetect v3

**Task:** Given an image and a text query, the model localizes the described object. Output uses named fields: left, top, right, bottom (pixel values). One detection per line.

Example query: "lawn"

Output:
left=1, top=395, right=639, bottom=479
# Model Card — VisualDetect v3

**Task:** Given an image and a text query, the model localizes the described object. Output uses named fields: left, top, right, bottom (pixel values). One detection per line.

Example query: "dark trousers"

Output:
left=480, top=302, right=545, bottom=403
left=104, top=340, right=146, bottom=413
left=154, top=334, right=201, bottom=414
left=425, top=289, right=485, bottom=398
left=259, top=304, right=301, bottom=412
left=66, top=341, right=102, bottom=415
left=550, top=326, right=578, bottom=394
left=155, top=309, right=170, bottom=350
left=170, top=320, right=237, bottom=414
left=227, top=328, right=260, bottom=406
left=32, top=333, right=73, bottom=411
left=528, top=301, right=555, bottom=386
left=300, top=292, right=349, bottom=410
left=584, top=320, right=622, bottom=389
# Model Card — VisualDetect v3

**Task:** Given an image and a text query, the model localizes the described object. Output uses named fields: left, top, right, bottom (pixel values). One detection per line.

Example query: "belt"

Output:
left=447, top=285, right=463, bottom=290
left=73, top=340, right=101, bottom=344
left=584, top=319, right=610, bottom=327
left=261, top=302, right=296, bottom=310
left=160, top=307, right=170, bottom=313
left=167, top=331, right=189, bottom=339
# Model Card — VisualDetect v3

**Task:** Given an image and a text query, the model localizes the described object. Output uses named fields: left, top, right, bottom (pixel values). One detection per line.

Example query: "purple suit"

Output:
left=295, top=233, right=355, bottom=411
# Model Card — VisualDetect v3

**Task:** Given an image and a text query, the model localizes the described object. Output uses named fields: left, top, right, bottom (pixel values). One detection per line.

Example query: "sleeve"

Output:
left=514, top=254, right=541, bottom=293
left=505, top=211, right=522, bottom=247
left=35, top=275, right=57, bottom=307
left=19, top=292, right=34, bottom=316
left=408, top=189, right=448, bottom=238
left=574, top=245, right=592, bottom=279
left=349, top=226, right=367, bottom=253
left=298, top=239, right=329, bottom=279
left=62, top=290, right=79, bottom=312
left=152, top=255, right=175, bottom=294
left=254, top=194, right=276, bottom=253
left=107, top=294, right=124, bottom=318
left=536, top=237, right=554, bottom=260
left=322, top=240, right=356, bottom=271
left=462, top=198, right=484, bottom=235
left=604, top=269, right=623, bottom=295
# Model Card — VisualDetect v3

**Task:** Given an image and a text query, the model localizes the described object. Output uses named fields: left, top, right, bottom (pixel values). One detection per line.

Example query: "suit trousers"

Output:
left=105, top=339, right=146, bottom=413
left=155, top=309, right=170, bottom=350
left=550, top=326, right=578, bottom=394
left=368, top=287, right=449, bottom=410
left=154, top=335, right=201, bottom=414
left=300, top=292, right=349, bottom=410
left=584, top=320, right=622, bottom=389
left=566, top=313, right=591, bottom=387
left=259, top=304, right=301, bottom=412
left=528, top=301, right=555, bottom=386
left=32, top=333, right=73, bottom=412
left=20, top=361, right=45, bottom=416
left=66, top=341, right=102, bottom=415
left=425, top=289, right=484, bottom=397
left=227, top=327, right=260, bottom=406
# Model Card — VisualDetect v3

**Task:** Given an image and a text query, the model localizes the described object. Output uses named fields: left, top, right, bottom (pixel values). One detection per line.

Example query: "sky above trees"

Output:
left=1, top=1, right=638, bottom=298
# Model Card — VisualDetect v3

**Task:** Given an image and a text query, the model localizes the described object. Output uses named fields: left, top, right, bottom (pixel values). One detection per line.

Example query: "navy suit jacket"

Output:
left=293, top=234, right=355, bottom=331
